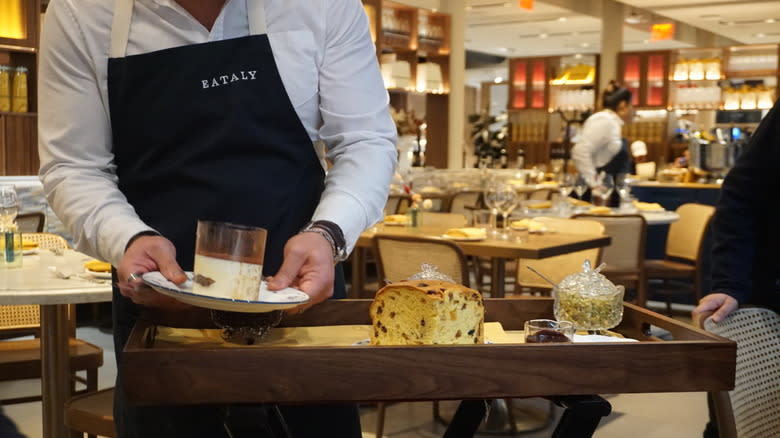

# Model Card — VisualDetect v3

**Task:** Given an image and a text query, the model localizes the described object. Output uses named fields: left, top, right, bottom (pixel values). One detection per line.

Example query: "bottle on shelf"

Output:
left=516, top=147, right=526, bottom=170
left=0, top=65, right=10, bottom=112
left=11, top=66, right=28, bottom=113
left=499, top=147, right=508, bottom=169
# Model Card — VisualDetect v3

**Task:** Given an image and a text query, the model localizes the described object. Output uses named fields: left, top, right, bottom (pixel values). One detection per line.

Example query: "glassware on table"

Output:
left=616, top=174, right=634, bottom=211
left=591, top=174, right=614, bottom=207
left=524, top=319, right=574, bottom=343
left=573, top=175, right=588, bottom=200
left=557, top=174, right=575, bottom=212
left=482, top=183, right=501, bottom=236
left=0, top=184, right=21, bottom=268
left=0, top=184, right=19, bottom=231
left=486, top=184, right=518, bottom=239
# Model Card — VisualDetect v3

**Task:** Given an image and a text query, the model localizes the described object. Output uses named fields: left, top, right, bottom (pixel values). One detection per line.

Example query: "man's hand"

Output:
left=116, top=235, right=190, bottom=309
left=267, top=232, right=335, bottom=313
left=692, top=293, right=739, bottom=325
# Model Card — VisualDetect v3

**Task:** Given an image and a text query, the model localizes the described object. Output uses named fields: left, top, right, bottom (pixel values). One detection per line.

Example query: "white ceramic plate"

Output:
left=441, top=234, right=486, bottom=242
left=383, top=221, right=408, bottom=226
left=23, top=248, right=38, bottom=255
left=85, top=269, right=112, bottom=279
left=141, top=271, right=310, bottom=313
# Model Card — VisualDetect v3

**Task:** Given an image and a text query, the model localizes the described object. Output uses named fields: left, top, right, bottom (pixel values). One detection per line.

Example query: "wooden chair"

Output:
left=17, top=211, right=46, bottom=232
left=696, top=307, right=780, bottom=438
left=516, top=217, right=605, bottom=295
left=373, top=235, right=471, bottom=286
left=643, top=203, right=715, bottom=313
left=65, top=388, right=116, bottom=437
left=573, top=214, right=648, bottom=306
left=420, top=212, right=468, bottom=228
left=0, top=233, right=104, bottom=405
left=448, top=190, right=483, bottom=224
left=383, top=194, right=409, bottom=216
left=371, top=234, right=471, bottom=437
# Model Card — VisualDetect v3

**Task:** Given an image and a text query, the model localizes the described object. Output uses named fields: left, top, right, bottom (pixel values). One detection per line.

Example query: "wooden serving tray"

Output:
left=121, top=298, right=735, bottom=405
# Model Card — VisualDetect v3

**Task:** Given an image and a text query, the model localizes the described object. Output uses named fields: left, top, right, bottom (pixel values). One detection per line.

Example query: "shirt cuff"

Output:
left=311, top=191, right=373, bottom=253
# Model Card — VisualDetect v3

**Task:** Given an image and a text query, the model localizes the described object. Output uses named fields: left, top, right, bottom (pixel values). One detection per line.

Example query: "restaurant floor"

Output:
left=2, top=302, right=709, bottom=438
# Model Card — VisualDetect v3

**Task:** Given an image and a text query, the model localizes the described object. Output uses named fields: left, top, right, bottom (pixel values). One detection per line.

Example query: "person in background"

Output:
left=37, top=0, right=397, bottom=437
left=673, top=149, right=691, bottom=168
left=571, top=80, right=635, bottom=205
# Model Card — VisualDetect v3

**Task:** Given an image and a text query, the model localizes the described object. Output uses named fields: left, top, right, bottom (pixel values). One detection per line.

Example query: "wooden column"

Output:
left=442, top=0, right=466, bottom=169
left=599, top=0, right=624, bottom=95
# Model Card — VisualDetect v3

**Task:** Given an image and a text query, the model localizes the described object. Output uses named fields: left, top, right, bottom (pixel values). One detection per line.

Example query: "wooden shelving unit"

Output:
left=0, top=0, right=40, bottom=175
left=363, top=0, right=451, bottom=168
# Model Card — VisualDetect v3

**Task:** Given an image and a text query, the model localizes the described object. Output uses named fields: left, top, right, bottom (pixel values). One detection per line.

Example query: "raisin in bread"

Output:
left=369, top=280, right=484, bottom=345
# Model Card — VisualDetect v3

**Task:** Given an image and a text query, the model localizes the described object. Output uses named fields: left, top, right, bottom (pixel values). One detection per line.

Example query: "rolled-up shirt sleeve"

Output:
left=312, top=0, right=398, bottom=251
left=38, top=0, right=152, bottom=267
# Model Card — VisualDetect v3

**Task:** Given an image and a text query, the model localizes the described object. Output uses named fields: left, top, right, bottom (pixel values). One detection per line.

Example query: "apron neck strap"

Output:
left=109, top=0, right=268, bottom=58
left=247, top=0, right=267, bottom=36
left=110, top=0, right=134, bottom=58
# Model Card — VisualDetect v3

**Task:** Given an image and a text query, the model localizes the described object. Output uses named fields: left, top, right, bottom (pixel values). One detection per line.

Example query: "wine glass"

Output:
left=573, top=175, right=588, bottom=200
left=0, top=184, right=19, bottom=230
left=557, top=174, right=575, bottom=212
left=483, top=182, right=501, bottom=236
left=493, top=184, right=519, bottom=239
left=616, top=174, right=632, bottom=210
left=592, top=174, right=614, bottom=207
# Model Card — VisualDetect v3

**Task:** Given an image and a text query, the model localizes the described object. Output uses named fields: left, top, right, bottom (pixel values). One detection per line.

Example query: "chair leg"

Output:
left=375, top=402, right=386, bottom=438
left=637, top=274, right=648, bottom=308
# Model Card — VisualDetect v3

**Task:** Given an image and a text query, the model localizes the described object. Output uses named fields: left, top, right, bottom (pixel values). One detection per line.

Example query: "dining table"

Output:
left=351, top=223, right=611, bottom=298
left=0, top=249, right=112, bottom=438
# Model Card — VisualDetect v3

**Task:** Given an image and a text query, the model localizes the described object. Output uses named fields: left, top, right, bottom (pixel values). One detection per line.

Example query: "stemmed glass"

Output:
left=557, top=174, right=575, bottom=212
left=573, top=175, right=588, bottom=200
left=486, top=184, right=518, bottom=239
left=483, top=182, right=501, bottom=236
left=0, top=184, right=19, bottom=231
left=616, top=174, right=632, bottom=210
left=592, top=174, right=614, bottom=207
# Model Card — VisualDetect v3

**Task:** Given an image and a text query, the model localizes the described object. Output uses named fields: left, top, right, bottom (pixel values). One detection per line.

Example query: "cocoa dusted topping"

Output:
left=193, top=274, right=215, bottom=287
left=420, top=319, right=426, bottom=326
left=455, top=330, right=462, bottom=338
left=417, top=282, right=429, bottom=287
left=467, top=329, right=475, bottom=336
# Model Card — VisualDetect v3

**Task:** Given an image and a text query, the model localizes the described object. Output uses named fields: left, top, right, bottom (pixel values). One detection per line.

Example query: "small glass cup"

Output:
left=524, top=319, right=575, bottom=343
left=193, top=220, right=267, bottom=300
left=1, top=228, right=23, bottom=269
left=472, top=209, right=493, bottom=230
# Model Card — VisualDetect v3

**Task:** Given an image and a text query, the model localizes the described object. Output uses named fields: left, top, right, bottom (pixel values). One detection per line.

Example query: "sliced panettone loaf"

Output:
left=369, top=280, right=484, bottom=345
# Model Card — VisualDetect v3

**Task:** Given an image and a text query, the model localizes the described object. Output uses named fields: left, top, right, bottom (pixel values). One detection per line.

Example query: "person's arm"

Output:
left=269, top=0, right=396, bottom=306
left=38, top=1, right=153, bottom=267
left=693, top=100, right=780, bottom=322
left=311, top=0, right=397, bottom=250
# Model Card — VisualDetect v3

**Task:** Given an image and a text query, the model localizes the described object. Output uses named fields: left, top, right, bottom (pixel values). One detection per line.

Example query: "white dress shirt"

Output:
left=38, top=0, right=397, bottom=266
left=570, top=109, right=624, bottom=185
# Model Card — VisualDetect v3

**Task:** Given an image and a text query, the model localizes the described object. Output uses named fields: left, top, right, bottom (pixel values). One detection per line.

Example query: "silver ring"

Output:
left=127, top=272, right=141, bottom=283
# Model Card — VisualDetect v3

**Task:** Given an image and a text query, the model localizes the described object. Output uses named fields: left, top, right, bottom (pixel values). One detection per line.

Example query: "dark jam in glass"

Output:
left=525, top=329, right=571, bottom=343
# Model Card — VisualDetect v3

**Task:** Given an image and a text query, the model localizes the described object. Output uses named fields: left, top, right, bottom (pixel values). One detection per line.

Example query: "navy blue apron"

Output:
left=106, top=0, right=355, bottom=436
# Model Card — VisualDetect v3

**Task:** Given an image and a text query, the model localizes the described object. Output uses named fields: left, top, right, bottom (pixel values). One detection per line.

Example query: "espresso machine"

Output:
left=688, top=127, right=749, bottom=182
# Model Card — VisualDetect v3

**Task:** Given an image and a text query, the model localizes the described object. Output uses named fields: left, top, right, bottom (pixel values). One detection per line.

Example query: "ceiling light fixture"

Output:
left=625, top=12, right=642, bottom=24
left=539, top=33, right=548, bottom=39
left=766, top=18, right=776, bottom=23
left=580, top=42, right=590, bottom=48
left=494, top=77, right=504, bottom=84
left=574, top=53, right=583, bottom=59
